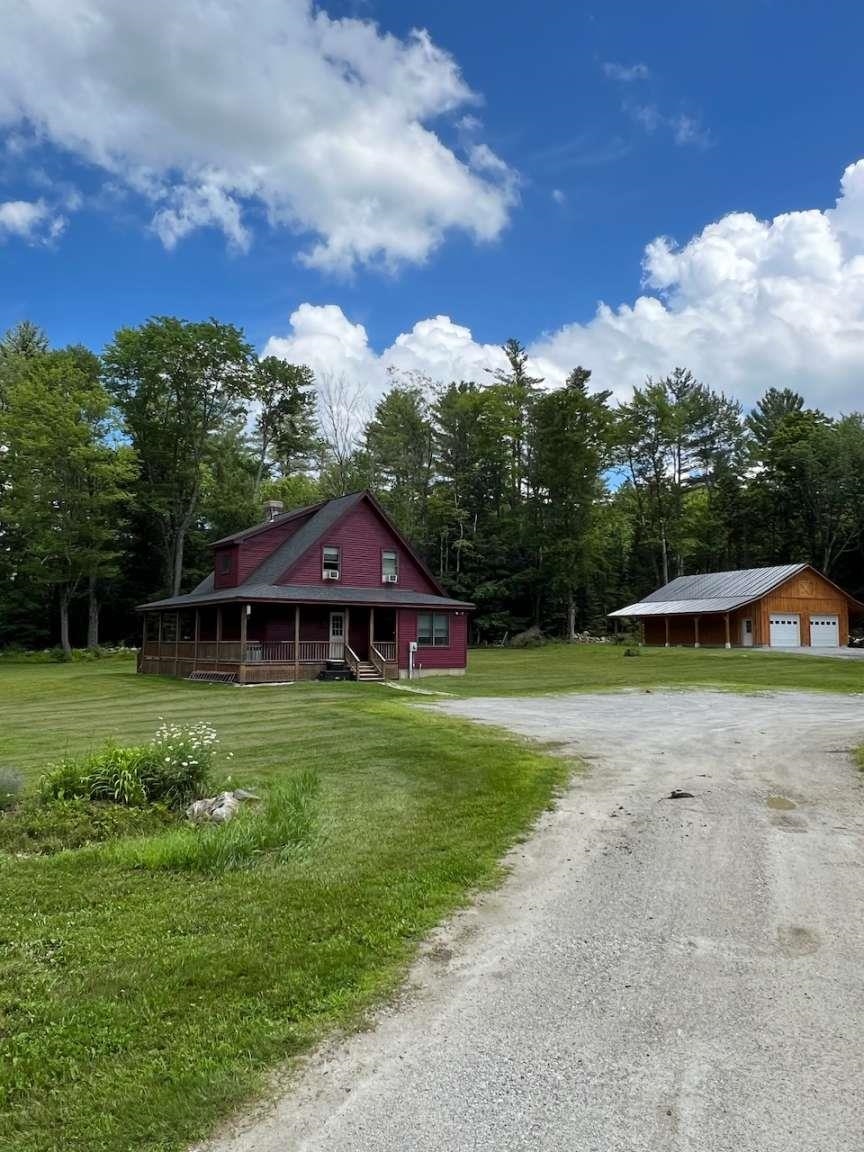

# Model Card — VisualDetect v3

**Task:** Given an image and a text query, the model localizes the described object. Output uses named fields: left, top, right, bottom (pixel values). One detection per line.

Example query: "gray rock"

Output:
left=186, top=789, right=260, bottom=824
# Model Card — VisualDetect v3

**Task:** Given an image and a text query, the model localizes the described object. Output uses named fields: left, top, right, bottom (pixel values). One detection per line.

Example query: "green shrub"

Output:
left=108, top=771, right=319, bottom=873
left=48, top=646, right=72, bottom=663
left=0, top=797, right=178, bottom=855
left=38, top=722, right=219, bottom=809
left=0, top=768, right=23, bottom=811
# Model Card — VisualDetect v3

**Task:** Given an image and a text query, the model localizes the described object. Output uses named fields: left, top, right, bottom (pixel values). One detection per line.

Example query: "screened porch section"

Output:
left=139, top=602, right=399, bottom=682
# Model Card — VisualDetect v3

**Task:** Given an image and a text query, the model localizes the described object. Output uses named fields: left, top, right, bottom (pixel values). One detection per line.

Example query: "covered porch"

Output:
left=139, top=602, right=399, bottom=683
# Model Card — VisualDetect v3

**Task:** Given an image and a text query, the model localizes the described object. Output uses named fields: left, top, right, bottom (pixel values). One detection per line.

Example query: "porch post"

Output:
left=238, top=603, right=247, bottom=684
left=369, top=606, right=375, bottom=651
left=294, top=605, right=300, bottom=681
left=724, top=612, right=731, bottom=649
left=216, top=605, right=223, bottom=661
left=173, top=611, right=179, bottom=677
left=194, top=607, right=200, bottom=670
left=664, top=616, right=670, bottom=647
left=345, top=606, right=351, bottom=658
left=694, top=616, right=700, bottom=649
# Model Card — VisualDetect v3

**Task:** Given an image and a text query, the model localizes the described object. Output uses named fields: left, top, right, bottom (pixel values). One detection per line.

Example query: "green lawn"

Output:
left=0, top=658, right=568, bottom=1152
left=423, top=642, right=864, bottom=696
left=1, top=645, right=861, bottom=1152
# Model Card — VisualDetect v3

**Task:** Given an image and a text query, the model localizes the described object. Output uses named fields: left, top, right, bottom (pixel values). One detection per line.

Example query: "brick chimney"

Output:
left=263, top=499, right=284, bottom=522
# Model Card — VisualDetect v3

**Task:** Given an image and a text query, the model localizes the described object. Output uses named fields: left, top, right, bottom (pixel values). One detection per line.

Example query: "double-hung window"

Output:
left=417, top=612, right=450, bottom=647
left=382, top=550, right=398, bottom=582
left=322, top=545, right=341, bottom=580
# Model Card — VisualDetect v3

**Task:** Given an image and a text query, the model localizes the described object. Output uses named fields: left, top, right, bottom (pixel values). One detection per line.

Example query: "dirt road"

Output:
left=204, top=690, right=864, bottom=1152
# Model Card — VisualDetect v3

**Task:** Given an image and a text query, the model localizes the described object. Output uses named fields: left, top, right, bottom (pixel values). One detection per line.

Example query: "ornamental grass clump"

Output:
left=107, top=771, right=320, bottom=873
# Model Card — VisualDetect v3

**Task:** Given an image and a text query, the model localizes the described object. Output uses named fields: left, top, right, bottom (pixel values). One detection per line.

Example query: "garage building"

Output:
left=609, top=563, right=863, bottom=649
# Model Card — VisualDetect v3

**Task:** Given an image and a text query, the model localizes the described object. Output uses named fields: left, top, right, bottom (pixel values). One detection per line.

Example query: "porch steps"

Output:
left=355, top=661, right=383, bottom=682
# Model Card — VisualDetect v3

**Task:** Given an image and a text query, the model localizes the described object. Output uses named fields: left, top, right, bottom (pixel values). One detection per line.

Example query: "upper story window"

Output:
left=417, top=612, right=450, bottom=647
left=381, top=549, right=398, bottom=583
left=219, top=552, right=232, bottom=575
left=322, top=545, right=341, bottom=580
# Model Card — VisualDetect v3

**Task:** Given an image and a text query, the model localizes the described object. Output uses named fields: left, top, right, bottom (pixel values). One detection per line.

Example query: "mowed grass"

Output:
left=0, top=658, right=569, bottom=1152
left=422, top=643, right=864, bottom=697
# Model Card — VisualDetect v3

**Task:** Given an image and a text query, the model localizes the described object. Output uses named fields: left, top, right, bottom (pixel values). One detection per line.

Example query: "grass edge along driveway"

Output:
left=0, top=659, right=569, bottom=1152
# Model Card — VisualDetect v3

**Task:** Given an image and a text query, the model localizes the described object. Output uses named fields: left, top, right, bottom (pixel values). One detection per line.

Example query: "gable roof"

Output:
left=143, top=490, right=460, bottom=610
left=245, top=492, right=365, bottom=586
left=608, top=562, right=857, bottom=617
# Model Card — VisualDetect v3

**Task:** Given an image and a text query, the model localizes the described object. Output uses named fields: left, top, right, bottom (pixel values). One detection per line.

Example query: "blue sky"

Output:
left=2, top=1, right=864, bottom=409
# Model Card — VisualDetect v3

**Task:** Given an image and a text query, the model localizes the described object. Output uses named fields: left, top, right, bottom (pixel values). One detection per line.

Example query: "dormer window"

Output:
left=219, top=552, right=231, bottom=575
left=322, top=545, right=341, bottom=580
left=381, top=550, right=398, bottom=583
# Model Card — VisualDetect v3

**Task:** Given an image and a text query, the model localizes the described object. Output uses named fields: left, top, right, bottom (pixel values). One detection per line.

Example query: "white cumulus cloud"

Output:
left=0, top=198, right=65, bottom=243
left=265, top=159, right=864, bottom=414
left=0, top=0, right=516, bottom=270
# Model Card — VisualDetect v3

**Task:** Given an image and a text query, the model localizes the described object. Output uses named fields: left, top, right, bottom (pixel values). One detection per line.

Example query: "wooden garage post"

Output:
left=694, top=616, right=700, bottom=649
left=724, top=612, right=731, bottom=649
left=294, top=605, right=300, bottom=681
left=664, top=616, right=670, bottom=647
left=238, top=603, right=247, bottom=684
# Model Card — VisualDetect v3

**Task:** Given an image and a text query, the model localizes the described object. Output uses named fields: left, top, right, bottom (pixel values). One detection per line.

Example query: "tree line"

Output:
left=2, top=317, right=863, bottom=652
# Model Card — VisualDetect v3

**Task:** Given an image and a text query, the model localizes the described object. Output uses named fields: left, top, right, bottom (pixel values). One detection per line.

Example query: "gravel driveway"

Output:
left=205, top=690, right=864, bottom=1152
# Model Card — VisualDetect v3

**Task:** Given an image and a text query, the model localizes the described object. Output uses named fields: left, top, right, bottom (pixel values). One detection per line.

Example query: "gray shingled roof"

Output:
left=140, top=583, right=473, bottom=612
left=245, top=492, right=363, bottom=586
left=609, top=563, right=808, bottom=618
left=143, top=491, right=467, bottom=612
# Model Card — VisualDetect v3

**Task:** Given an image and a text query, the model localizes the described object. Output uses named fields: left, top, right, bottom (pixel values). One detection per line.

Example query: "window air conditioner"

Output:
left=323, top=569, right=340, bottom=580
left=382, top=573, right=398, bottom=583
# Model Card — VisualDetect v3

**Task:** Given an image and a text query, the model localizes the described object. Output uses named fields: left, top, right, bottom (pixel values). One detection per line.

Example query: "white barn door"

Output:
left=810, top=615, right=839, bottom=647
left=769, top=614, right=800, bottom=647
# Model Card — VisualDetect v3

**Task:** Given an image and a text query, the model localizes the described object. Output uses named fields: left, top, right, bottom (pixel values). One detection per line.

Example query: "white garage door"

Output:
left=810, top=614, right=839, bottom=647
left=769, top=614, right=800, bottom=647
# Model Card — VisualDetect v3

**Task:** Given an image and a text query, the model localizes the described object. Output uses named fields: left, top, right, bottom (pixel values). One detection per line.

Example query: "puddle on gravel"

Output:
left=767, top=795, right=797, bottom=811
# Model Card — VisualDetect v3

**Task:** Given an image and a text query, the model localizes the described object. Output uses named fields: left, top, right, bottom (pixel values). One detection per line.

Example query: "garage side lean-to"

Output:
left=609, top=563, right=864, bottom=649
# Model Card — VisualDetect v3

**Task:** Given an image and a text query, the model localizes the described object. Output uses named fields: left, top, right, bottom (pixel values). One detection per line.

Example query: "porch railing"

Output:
left=245, top=640, right=333, bottom=664
left=373, top=641, right=396, bottom=662
left=245, top=641, right=294, bottom=663
left=298, top=641, right=331, bottom=663
left=344, top=644, right=360, bottom=678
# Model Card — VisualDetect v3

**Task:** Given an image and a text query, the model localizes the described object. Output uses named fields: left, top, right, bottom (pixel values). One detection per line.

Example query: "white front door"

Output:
left=329, top=611, right=345, bottom=660
left=769, top=614, right=800, bottom=647
left=810, top=614, right=839, bottom=647
left=741, top=618, right=754, bottom=647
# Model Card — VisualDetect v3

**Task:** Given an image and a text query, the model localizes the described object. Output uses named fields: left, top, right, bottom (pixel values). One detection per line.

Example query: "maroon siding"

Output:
left=213, top=545, right=239, bottom=590
left=237, top=512, right=315, bottom=583
left=397, top=609, right=468, bottom=671
left=281, top=500, right=440, bottom=593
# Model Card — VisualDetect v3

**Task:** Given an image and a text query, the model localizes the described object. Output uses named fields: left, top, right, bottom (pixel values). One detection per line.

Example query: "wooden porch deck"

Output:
left=139, top=640, right=399, bottom=683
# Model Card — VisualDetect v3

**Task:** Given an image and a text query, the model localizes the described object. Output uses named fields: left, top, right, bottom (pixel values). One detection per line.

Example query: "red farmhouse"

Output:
left=138, top=491, right=473, bottom=683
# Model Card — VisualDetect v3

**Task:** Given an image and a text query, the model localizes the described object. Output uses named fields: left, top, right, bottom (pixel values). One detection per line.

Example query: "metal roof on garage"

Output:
left=609, top=563, right=808, bottom=618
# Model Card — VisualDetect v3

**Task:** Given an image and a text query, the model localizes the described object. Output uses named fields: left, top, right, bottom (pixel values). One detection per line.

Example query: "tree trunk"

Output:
left=87, top=575, right=100, bottom=648
left=171, top=530, right=185, bottom=597
left=568, top=597, right=576, bottom=641
left=59, top=587, right=72, bottom=655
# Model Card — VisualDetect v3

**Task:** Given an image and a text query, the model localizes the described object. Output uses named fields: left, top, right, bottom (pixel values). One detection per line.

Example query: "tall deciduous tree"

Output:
left=364, top=382, right=434, bottom=542
left=249, top=356, right=318, bottom=494
left=103, top=317, right=253, bottom=595
left=0, top=348, right=136, bottom=651
left=529, top=367, right=613, bottom=635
